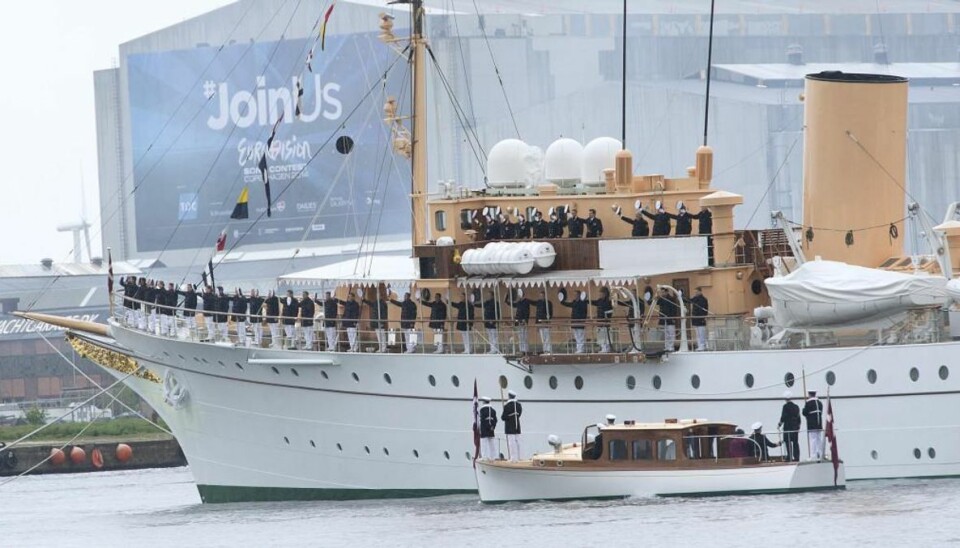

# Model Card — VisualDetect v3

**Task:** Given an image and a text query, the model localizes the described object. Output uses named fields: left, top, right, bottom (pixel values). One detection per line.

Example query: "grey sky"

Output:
left=0, top=0, right=231, bottom=266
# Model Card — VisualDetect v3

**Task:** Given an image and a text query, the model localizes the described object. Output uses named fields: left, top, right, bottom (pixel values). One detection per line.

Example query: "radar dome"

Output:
left=487, top=139, right=530, bottom=188
left=581, top=137, right=621, bottom=187
left=544, top=138, right=583, bottom=188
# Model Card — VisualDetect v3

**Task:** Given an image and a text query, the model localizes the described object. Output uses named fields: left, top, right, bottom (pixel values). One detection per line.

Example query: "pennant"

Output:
left=294, top=77, right=305, bottom=119
left=216, top=230, right=227, bottom=252
left=107, top=248, right=114, bottom=295
left=472, top=379, right=480, bottom=467
left=265, top=180, right=272, bottom=218
left=201, top=270, right=209, bottom=288
left=230, top=187, right=250, bottom=220
left=258, top=152, right=272, bottom=218
left=267, top=112, right=284, bottom=149
left=207, top=258, right=216, bottom=289
left=306, top=47, right=315, bottom=73
left=825, top=395, right=841, bottom=486
left=321, top=2, right=336, bottom=51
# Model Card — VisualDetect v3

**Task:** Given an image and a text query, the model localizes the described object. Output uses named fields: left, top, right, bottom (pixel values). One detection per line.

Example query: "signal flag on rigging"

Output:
left=231, top=187, right=249, bottom=220
left=216, top=230, right=227, bottom=252
left=321, top=2, right=336, bottom=51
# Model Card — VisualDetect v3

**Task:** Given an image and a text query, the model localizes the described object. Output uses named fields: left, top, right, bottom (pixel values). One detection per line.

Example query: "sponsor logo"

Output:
left=206, top=75, right=343, bottom=131
left=284, top=226, right=304, bottom=233
left=311, top=224, right=326, bottom=232
left=296, top=201, right=317, bottom=212
left=0, top=314, right=102, bottom=337
left=329, top=196, right=353, bottom=208
left=276, top=201, right=286, bottom=213
left=178, top=193, right=198, bottom=221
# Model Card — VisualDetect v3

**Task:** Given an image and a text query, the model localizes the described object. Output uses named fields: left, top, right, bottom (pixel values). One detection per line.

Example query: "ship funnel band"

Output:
left=805, top=71, right=907, bottom=84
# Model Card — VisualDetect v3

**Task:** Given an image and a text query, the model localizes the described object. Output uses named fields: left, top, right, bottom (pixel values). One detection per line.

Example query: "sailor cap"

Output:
left=605, top=414, right=617, bottom=423
left=783, top=390, right=792, bottom=399
left=481, top=396, right=492, bottom=403
left=507, top=390, right=517, bottom=398
left=751, top=421, right=763, bottom=431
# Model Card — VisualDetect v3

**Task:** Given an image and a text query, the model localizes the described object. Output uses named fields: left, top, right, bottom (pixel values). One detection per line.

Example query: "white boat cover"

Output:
left=764, top=260, right=949, bottom=328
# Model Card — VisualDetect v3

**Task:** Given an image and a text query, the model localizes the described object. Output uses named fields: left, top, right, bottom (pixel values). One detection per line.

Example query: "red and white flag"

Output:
left=472, top=379, right=480, bottom=467
left=825, top=394, right=841, bottom=486
left=216, top=230, right=227, bottom=252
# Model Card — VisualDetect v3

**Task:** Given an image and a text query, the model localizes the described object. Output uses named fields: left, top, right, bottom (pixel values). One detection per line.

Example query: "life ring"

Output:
left=91, top=448, right=104, bottom=469
left=163, top=369, right=189, bottom=409
left=2, top=449, right=17, bottom=470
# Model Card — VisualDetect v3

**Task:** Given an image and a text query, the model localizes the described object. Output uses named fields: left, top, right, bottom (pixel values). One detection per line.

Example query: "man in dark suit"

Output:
left=281, top=289, right=300, bottom=349
left=300, top=291, right=316, bottom=350
left=362, top=291, right=389, bottom=352
left=585, top=208, right=603, bottom=237
left=264, top=290, right=281, bottom=348
left=689, top=287, right=709, bottom=351
left=450, top=292, right=476, bottom=354
left=390, top=291, right=419, bottom=353
left=778, top=391, right=801, bottom=462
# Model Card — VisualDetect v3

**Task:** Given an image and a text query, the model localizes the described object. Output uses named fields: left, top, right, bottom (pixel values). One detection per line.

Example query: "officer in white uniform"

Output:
left=501, top=390, right=523, bottom=461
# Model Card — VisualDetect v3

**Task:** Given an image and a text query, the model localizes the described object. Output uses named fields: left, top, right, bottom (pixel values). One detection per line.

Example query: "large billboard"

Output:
left=127, top=33, right=410, bottom=252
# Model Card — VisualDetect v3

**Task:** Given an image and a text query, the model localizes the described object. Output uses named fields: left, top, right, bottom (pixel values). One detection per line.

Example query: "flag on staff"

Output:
left=230, top=187, right=250, bottom=220
left=258, top=153, right=273, bottom=217
left=306, top=47, right=315, bottom=73
left=106, top=248, right=114, bottom=294
left=472, top=379, right=480, bottom=467
left=204, top=259, right=216, bottom=289
left=294, top=77, right=305, bottom=119
left=216, top=230, right=227, bottom=252
left=320, top=2, right=336, bottom=51
left=267, top=112, right=284, bottom=149
left=825, top=394, right=841, bottom=486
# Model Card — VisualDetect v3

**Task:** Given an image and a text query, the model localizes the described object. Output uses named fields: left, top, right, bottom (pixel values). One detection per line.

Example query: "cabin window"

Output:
left=435, top=210, right=447, bottom=232
left=657, top=439, right=676, bottom=461
left=459, top=208, right=474, bottom=230
left=608, top=439, right=628, bottom=461
left=632, top=439, right=654, bottom=460
left=683, top=431, right=702, bottom=459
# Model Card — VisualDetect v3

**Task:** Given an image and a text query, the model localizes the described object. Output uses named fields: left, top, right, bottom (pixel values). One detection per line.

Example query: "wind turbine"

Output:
left=56, top=168, right=93, bottom=263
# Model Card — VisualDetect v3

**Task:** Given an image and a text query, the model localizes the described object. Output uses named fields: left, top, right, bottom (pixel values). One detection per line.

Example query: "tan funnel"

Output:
left=802, top=72, right=908, bottom=267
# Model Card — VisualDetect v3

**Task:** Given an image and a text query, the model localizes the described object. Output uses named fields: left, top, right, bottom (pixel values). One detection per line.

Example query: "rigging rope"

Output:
left=471, top=0, right=521, bottom=140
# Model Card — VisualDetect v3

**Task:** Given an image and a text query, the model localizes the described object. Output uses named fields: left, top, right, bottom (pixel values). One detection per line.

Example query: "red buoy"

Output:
left=69, top=446, right=86, bottom=465
left=115, top=443, right=133, bottom=463
left=91, top=448, right=104, bottom=469
left=49, top=448, right=65, bottom=466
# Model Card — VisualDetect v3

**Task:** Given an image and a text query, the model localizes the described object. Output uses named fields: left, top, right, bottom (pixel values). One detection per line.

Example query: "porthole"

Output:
left=909, top=367, right=919, bottom=382
left=216, top=359, right=223, bottom=367
left=383, top=447, right=390, bottom=456
left=524, top=375, right=533, bottom=389
left=194, top=357, right=200, bottom=363
left=336, top=443, right=343, bottom=452
left=626, top=376, right=636, bottom=390
left=163, top=351, right=170, bottom=357
left=867, top=369, right=877, bottom=384
left=202, top=358, right=209, bottom=364
left=913, top=448, right=921, bottom=459
left=383, top=373, right=392, bottom=384
left=784, top=372, right=795, bottom=387
left=652, top=375, right=662, bottom=390
left=928, top=447, right=937, bottom=459
left=428, top=374, right=437, bottom=386
left=826, top=371, right=836, bottom=386
left=236, top=363, right=244, bottom=371
left=412, top=449, right=420, bottom=458
left=352, top=372, right=360, bottom=382
left=364, top=446, right=371, bottom=454
left=743, top=373, right=754, bottom=388
left=690, top=375, right=701, bottom=390
left=291, top=368, right=299, bottom=377
left=499, top=375, right=508, bottom=389
left=309, top=440, right=316, bottom=448
left=870, top=450, right=878, bottom=460
left=177, top=354, right=184, bottom=360
left=574, top=376, right=584, bottom=390
left=271, top=366, right=280, bottom=375
left=751, top=279, right=763, bottom=295
left=283, top=436, right=290, bottom=444
left=451, top=375, right=460, bottom=387
left=549, top=376, right=558, bottom=390
left=443, top=451, right=450, bottom=460
left=321, top=370, right=329, bottom=380
left=939, top=365, right=949, bottom=380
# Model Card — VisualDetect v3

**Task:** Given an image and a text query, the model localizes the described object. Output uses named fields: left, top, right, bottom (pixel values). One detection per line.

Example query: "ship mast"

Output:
left=410, top=0, right=428, bottom=246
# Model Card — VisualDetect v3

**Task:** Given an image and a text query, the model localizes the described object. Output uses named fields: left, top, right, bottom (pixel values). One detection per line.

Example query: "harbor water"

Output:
left=2, top=466, right=958, bottom=546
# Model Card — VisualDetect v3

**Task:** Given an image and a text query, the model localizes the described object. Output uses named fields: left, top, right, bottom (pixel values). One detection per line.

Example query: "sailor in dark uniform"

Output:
left=803, top=390, right=825, bottom=460
left=177, top=283, right=199, bottom=336
left=590, top=287, right=614, bottom=353
left=122, top=277, right=137, bottom=326
left=450, top=292, right=476, bottom=354
left=300, top=291, right=316, bottom=350
left=228, top=289, right=249, bottom=346
left=133, top=278, right=148, bottom=330
left=501, top=390, right=523, bottom=461
left=515, top=214, right=531, bottom=239
left=264, top=290, right=281, bottom=348
left=281, top=289, right=300, bottom=349
left=390, top=291, right=419, bottom=353
left=616, top=204, right=650, bottom=237
left=530, top=289, right=554, bottom=354
left=248, top=289, right=264, bottom=347
left=478, top=396, right=498, bottom=460
left=547, top=211, right=565, bottom=238
left=214, top=286, right=231, bottom=342
left=200, top=285, right=217, bottom=341
left=566, top=208, right=584, bottom=238
left=531, top=211, right=549, bottom=239
left=336, top=292, right=361, bottom=352
left=506, top=288, right=532, bottom=354
left=778, top=390, right=801, bottom=462
left=669, top=202, right=694, bottom=236
left=585, top=208, right=603, bottom=238
left=476, top=291, right=501, bottom=354
left=322, top=291, right=340, bottom=351
left=484, top=215, right=502, bottom=240
left=500, top=213, right=517, bottom=240
left=362, top=291, right=389, bottom=352
left=642, top=202, right=672, bottom=236
left=693, top=205, right=714, bottom=265
left=689, top=287, right=709, bottom=351
left=656, top=288, right=679, bottom=351
left=144, top=280, right=158, bottom=333
left=749, top=422, right=779, bottom=461
left=559, top=289, right=589, bottom=353
left=421, top=292, right=448, bottom=353
left=161, top=282, right=178, bottom=337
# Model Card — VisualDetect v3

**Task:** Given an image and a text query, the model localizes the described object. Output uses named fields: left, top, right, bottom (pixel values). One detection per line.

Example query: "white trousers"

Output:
left=695, top=325, right=707, bottom=351
left=808, top=430, right=824, bottom=460
left=459, top=330, right=472, bottom=353
left=284, top=325, right=296, bottom=347
left=347, top=327, right=358, bottom=351
left=664, top=324, right=676, bottom=351
left=268, top=323, right=281, bottom=347
left=486, top=328, right=500, bottom=353
left=375, top=328, right=387, bottom=352
left=149, top=310, right=158, bottom=333
left=516, top=325, right=528, bottom=353
left=506, top=434, right=521, bottom=462
left=596, top=326, right=610, bottom=353
left=303, top=325, right=313, bottom=350
left=136, top=310, right=146, bottom=331
left=480, top=437, right=497, bottom=461
left=185, top=316, right=197, bottom=339
left=573, top=328, right=586, bottom=353
left=324, top=326, right=337, bottom=350
left=219, top=322, right=229, bottom=342
left=125, top=309, right=135, bottom=326
left=235, top=320, right=247, bottom=345
left=251, top=321, right=262, bottom=346
left=538, top=326, right=552, bottom=353
left=433, top=329, right=444, bottom=353
left=405, top=329, right=417, bottom=353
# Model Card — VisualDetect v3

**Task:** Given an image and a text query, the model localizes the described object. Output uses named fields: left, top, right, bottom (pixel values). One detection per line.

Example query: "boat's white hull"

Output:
left=90, top=321, right=960, bottom=502
left=474, top=460, right=844, bottom=502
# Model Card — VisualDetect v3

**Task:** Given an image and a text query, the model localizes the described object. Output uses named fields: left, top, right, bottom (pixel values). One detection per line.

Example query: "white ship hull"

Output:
left=474, top=460, right=844, bottom=502
left=86, top=321, right=960, bottom=502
